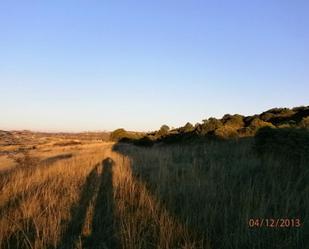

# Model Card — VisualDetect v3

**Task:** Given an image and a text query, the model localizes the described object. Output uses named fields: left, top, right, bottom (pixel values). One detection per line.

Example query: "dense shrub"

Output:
left=110, top=128, right=144, bottom=141
left=277, top=120, right=297, bottom=128
left=198, top=118, right=223, bottom=135
left=223, top=114, right=245, bottom=129
left=249, top=117, right=274, bottom=130
left=156, top=125, right=170, bottom=137
left=110, top=128, right=128, bottom=141
left=266, top=108, right=296, bottom=126
left=260, top=112, right=274, bottom=122
left=300, top=116, right=309, bottom=128
left=239, top=118, right=275, bottom=136
left=178, top=122, right=194, bottom=133
left=214, top=126, right=238, bottom=139
left=265, top=107, right=294, bottom=115
left=255, top=127, right=309, bottom=165
left=120, top=106, right=309, bottom=146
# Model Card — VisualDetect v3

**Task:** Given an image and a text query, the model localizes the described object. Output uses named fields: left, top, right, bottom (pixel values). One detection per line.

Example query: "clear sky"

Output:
left=1, top=0, right=308, bottom=132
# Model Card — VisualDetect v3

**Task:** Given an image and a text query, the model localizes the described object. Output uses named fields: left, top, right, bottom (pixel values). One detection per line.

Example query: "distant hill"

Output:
left=0, top=130, right=110, bottom=147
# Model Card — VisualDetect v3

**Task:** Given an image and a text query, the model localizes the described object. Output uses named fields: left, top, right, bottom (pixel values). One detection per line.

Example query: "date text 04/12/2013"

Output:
left=248, top=218, right=302, bottom=228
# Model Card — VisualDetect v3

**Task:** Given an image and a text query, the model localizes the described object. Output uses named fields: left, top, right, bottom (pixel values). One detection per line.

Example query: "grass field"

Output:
left=0, top=135, right=308, bottom=249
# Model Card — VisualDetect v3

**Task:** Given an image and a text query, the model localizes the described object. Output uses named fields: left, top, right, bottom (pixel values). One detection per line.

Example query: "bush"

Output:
left=300, top=116, right=309, bottom=128
left=255, top=127, right=309, bottom=165
left=156, top=125, right=170, bottom=137
left=214, top=126, right=238, bottom=139
left=265, top=107, right=294, bottom=115
left=223, top=114, right=245, bottom=129
left=110, top=129, right=144, bottom=141
left=260, top=112, right=274, bottom=122
left=198, top=118, right=223, bottom=135
left=110, top=128, right=128, bottom=141
left=249, top=118, right=274, bottom=131
left=264, top=108, right=296, bottom=126
left=178, top=122, right=194, bottom=133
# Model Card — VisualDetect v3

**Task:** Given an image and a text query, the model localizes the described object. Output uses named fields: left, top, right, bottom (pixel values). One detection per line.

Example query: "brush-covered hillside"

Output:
left=111, top=106, right=309, bottom=145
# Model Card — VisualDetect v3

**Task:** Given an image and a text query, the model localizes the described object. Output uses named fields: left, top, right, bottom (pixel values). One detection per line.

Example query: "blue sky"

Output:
left=1, top=0, right=308, bottom=132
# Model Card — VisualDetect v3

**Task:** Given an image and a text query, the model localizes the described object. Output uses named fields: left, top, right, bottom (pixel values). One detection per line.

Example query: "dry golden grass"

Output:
left=0, top=141, right=203, bottom=249
left=0, top=157, right=16, bottom=172
left=1, top=134, right=307, bottom=249
left=0, top=142, right=112, bottom=248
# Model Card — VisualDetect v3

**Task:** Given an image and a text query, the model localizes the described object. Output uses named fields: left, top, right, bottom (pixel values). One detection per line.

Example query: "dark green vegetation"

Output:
left=109, top=128, right=145, bottom=142
left=111, top=106, right=309, bottom=145
left=255, top=127, right=309, bottom=165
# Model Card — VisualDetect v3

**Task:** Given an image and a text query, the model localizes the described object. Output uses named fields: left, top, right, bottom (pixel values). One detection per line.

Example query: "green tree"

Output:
left=179, top=122, right=194, bottom=133
left=157, top=125, right=170, bottom=137
left=223, top=114, right=245, bottom=129
left=198, top=118, right=223, bottom=135
left=110, top=128, right=127, bottom=141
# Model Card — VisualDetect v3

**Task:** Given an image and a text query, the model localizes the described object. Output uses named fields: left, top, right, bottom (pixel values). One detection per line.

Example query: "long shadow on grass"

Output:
left=112, top=140, right=308, bottom=249
left=58, top=158, right=118, bottom=249
left=84, top=157, right=119, bottom=249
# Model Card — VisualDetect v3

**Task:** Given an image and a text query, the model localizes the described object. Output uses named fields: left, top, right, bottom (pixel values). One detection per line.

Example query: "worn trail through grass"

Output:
left=0, top=143, right=202, bottom=249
